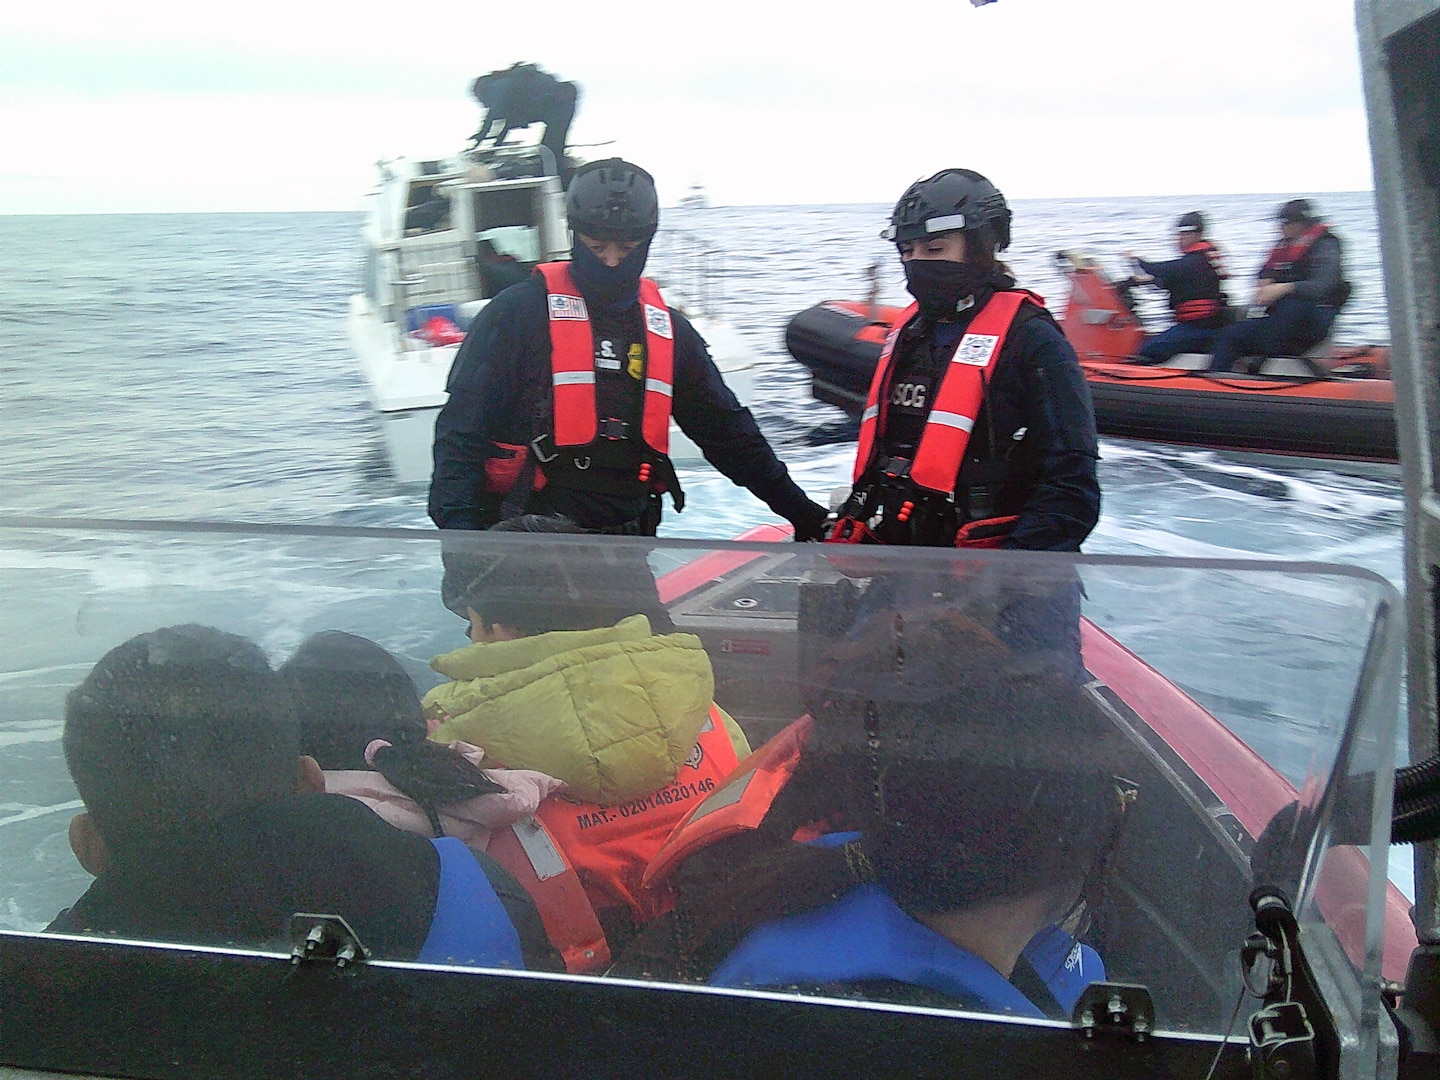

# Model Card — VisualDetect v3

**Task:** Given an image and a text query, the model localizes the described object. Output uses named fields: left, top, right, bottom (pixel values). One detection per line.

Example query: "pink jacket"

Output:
left=324, top=740, right=566, bottom=850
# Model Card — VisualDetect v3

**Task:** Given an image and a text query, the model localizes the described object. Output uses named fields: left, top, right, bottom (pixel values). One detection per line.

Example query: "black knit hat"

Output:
left=441, top=542, right=674, bottom=636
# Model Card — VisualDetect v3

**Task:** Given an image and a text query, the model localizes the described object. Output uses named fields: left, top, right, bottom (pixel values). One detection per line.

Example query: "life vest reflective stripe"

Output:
left=641, top=714, right=814, bottom=890
left=852, top=291, right=1038, bottom=495
left=535, top=703, right=740, bottom=922
left=1175, top=298, right=1220, bottom=321
left=537, top=262, right=674, bottom=455
left=485, top=816, right=610, bottom=974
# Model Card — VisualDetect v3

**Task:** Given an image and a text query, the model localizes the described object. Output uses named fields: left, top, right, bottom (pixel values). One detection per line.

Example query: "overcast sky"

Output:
left=0, top=0, right=1373, bottom=213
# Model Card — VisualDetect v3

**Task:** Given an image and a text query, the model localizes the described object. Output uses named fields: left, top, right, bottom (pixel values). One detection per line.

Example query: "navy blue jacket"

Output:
left=429, top=274, right=820, bottom=533
left=1137, top=245, right=1228, bottom=329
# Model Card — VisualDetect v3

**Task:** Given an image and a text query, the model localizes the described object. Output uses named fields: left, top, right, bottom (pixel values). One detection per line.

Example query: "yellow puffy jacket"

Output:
left=423, top=615, right=749, bottom=807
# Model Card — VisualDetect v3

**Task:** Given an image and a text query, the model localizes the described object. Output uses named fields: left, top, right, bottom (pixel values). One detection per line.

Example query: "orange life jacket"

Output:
left=485, top=814, right=610, bottom=973
left=642, top=714, right=814, bottom=891
left=532, top=704, right=742, bottom=925
left=851, top=290, right=1040, bottom=496
left=537, top=262, right=674, bottom=456
left=1262, top=224, right=1329, bottom=280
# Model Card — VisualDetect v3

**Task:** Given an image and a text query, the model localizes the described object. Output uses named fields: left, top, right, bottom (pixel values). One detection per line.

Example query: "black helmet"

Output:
left=566, top=158, right=659, bottom=242
left=1276, top=198, right=1317, bottom=226
left=882, top=168, right=1012, bottom=251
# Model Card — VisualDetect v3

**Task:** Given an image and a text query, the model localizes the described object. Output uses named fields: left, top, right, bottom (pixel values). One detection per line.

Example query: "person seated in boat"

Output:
left=50, top=624, right=554, bottom=970
left=828, top=168, right=1099, bottom=553
left=468, top=61, right=579, bottom=184
left=280, top=630, right=565, bottom=851
left=1208, top=198, right=1351, bottom=374
left=428, top=157, right=828, bottom=540
left=1121, top=211, right=1230, bottom=365
left=420, top=544, right=753, bottom=964
left=624, top=610, right=1133, bottom=1018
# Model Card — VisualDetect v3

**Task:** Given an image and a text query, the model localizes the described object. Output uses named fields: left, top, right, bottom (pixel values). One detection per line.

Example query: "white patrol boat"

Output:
left=346, top=143, right=756, bottom=487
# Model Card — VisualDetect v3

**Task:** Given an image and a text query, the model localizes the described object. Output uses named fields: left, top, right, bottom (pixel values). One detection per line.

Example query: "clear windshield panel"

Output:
left=0, top=523, right=1401, bottom=1041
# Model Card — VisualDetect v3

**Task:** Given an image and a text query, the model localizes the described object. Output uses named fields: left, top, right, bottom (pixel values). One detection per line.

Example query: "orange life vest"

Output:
left=485, top=814, right=610, bottom=973
left=533, top=704, right=742, bottom=925
left=852, top=290, right=1040, bottom=496
left=537, top=262, right=674, bottom=456
left=642, top=714, right=813, bottom=891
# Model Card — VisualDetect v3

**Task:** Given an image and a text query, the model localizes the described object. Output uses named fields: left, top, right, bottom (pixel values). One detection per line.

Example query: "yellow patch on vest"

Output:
left=627, top=343, right=645, bottom=380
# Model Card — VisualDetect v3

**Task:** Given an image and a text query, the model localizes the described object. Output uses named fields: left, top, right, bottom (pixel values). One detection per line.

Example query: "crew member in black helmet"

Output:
left=831, top=168, right=1100, bottom=552
left=1122, top=211, right=1230, bottom=365
left=429, top=158, right=827, bottom=539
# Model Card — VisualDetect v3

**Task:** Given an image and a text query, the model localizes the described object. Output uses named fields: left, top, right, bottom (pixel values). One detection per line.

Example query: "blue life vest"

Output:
left=417, top=836, right=525, bottom=968
left=708, top=883, right=1104, bottom=1018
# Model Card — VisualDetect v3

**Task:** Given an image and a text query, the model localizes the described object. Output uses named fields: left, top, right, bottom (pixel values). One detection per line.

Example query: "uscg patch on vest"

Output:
left=953, top=333, right=1001, bottom=366
left=643, top=304, right=673, bottom=340
left=549, top=294, right=589, bottom=321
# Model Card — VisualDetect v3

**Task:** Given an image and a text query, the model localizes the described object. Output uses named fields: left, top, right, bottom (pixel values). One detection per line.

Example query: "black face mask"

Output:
left=569, top=238, right=651, bottom=310
left=903, top=259, right=991, bottom=319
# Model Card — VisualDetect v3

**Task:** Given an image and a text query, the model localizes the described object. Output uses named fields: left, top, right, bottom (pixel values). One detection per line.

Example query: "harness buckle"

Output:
left=530, top=435, right=558, bottom=464
left=574, top=456, right=592, bottom=471
left=879, top=456, right=913, bottom=480
left=596, top=417, right=631, bottom=441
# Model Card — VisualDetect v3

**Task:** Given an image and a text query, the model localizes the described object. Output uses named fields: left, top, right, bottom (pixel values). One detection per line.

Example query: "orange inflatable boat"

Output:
left=786, top=255, right=1396, bottom=463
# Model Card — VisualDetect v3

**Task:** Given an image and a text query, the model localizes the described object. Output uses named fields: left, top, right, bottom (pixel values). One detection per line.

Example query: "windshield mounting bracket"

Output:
left=1072, top=982, right=1155, bottom=1042
left=288, top=912, right=371, bottom=970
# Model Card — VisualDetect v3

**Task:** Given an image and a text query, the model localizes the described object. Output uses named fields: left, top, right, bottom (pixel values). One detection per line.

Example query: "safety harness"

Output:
left=481, top=263, right=685, bottom=519
left=828, top=290, right=1041, bottom=547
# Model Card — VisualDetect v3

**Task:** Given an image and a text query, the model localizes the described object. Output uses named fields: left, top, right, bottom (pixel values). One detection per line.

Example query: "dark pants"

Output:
left=1137, top=321, right=1220, bottom=364
left=538, top=84, right=578, bottom=184
left=1209, top=295, right=1337, bottom=373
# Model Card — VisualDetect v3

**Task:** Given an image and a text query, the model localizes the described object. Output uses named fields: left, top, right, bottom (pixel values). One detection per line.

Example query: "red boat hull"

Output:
left=786, top=291, right=1397, bottom=463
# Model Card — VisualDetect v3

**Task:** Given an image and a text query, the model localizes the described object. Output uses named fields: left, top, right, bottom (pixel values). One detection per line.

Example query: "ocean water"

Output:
left=0, top=192, right=1412, bottom=924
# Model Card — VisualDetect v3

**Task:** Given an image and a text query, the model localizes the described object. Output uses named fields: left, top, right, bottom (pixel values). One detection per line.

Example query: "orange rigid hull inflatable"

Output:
left=785, top=283, right=1397, bottom=463
left=1059, top=263, right=1395, bottom=462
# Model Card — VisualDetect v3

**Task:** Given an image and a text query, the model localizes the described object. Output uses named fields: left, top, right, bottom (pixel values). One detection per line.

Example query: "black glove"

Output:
left=788, top=499, right=830, bottom=542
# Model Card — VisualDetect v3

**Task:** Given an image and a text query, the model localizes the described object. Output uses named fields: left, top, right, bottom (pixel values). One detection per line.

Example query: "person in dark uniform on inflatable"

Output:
left=1208, top=198, right=1350, bottom=373
left=830, top=169, right=1099, bottom=553
left=629, top=610, right=1135, bottom=1017
left=51, top=624, right=557, bottom=970
left=469, top=62, right=580, bottom=183
left=1122, top=211, right=1230, bottom=365
left=429, top=158, right=827, bottom=540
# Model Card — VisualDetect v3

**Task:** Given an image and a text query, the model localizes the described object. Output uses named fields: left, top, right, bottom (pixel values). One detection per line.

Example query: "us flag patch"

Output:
left=549, top=295, right=589, bottom=321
